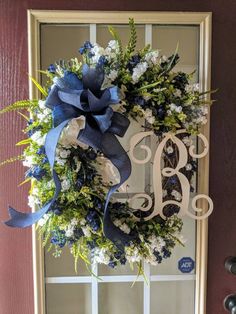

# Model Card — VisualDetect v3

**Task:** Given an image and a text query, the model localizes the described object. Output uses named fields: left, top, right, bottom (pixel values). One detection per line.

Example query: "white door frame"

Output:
left=27, top=10, right=212, bottom=314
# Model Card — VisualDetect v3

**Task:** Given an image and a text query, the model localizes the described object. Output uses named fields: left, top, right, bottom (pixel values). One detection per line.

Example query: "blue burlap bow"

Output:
left=5, top=64, right=136, bottom=248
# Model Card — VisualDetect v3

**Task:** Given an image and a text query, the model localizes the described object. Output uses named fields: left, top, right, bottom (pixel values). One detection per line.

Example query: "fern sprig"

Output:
left=0, top=155, right=24, bottom=168
left=0, top=99, right=38, bottom=115
left=124, top=18, right=137, bottom=63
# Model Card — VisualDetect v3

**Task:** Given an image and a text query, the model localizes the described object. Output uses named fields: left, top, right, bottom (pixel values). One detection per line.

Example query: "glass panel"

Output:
left=152, top=25, right=199, bottom=77
left=98, top=282, right=143, bottom=314
left=97, top=24, right=145, bottom=50
left=40, top=24, right=89, bottom=85
left=151, top=281, right=195, bottom=313
left=45, top=246, right=90, bottom=277
left=46, top=284, right=91, bottom=314
left=98, top=262, right=137, bottom=276
left=40, top=22, right=200, bottom=314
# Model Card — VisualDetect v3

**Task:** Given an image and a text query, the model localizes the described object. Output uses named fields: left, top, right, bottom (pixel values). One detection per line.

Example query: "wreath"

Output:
left=2, top=19, right=212, bottom=271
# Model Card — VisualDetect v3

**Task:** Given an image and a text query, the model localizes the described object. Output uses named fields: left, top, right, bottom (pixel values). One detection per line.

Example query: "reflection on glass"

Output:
left=97, top=24, right=145, bottom=49
left=46, top=284, right=91, bottom=314
left=45, top=246, right=90, bottom=277
left=99, top=283, right=143, bottom=314
left=151, top=281, right=195, bottom=314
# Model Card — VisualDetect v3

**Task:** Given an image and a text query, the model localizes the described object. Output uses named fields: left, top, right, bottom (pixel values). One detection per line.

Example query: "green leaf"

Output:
left=16, top=138, right=31, bottom=146
left=18, top=177, right=31, bottom=187
left=29, top=76, right=48, bottom=97
left=17, top=111, right=30, bottom=121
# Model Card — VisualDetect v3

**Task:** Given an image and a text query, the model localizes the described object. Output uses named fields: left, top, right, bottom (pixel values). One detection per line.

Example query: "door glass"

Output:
left=41, top=22, right=199, bottom=314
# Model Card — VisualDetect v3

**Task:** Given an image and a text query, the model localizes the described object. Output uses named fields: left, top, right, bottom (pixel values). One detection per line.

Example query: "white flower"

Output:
left=148, top=235, right=166, bottom=252
left=186, top=163, right=193, bottom=171
left=171, top=190, right=182, bottom=201
left=59, top=149, right=71, bottom=159
left=108, top=40, right=119, bottom=51
left=55, top=156, right=67, bottom=166
left=166, top=146, right=174, bottom=154
left=119, top=223, right=131, bottom=234
left=169, top=103, right=182, bottom=113
left=61, top=179, right=71, bottom=191
left=107, top=70, right=118, bottom=81
left=31, top=131, right=46, bottom=146
left=92, top=247, right=110, bottom=265
left=65, top=228, right=74, bottom=237
left=132, top=62, right=148, bottom=83
left=125, top=246, right=142, bottom=263
left=145, top=50, right=159, bottom=65
left=71, top=218, right=78, bottom=226
left=185, top=83, right=199, bottom=93
left=144, top=108, right=155, bottom=124
left=182, top=136, right=192, bottom=146
left=23, top=155, right=35, bottom=167
left=161, top=55, right=167, bottom=62
left=28, top=194, right=40, bottom=208
left=38, top=213, right=50, bottom=227
left=38, top=100, right=46, bottom=109
left=174, top=89, right=182, bottom=98
left=81, top=226, right=91, bottom=237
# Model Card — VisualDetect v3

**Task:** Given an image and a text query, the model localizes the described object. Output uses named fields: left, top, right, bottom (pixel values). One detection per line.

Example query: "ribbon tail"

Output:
left=5, top=121, right=69, bottom=229
left=4, top=170, right=61, bottom=228
left=101, top=133, right=137, bottom=250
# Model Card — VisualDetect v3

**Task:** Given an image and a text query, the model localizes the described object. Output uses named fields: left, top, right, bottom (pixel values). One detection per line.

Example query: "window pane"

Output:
left=151, top=281, right=195, bottom=314
left=46, top=284, right=91, bottom=314
left=99, top=282, right=143, bottom=314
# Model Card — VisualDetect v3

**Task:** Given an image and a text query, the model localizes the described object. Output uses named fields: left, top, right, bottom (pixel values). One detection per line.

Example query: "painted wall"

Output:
left=0, top=1, right=235, bottom=313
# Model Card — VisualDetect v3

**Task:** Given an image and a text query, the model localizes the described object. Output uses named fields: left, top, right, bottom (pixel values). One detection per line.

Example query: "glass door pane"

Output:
left=40, top=22, right=199, bottom=314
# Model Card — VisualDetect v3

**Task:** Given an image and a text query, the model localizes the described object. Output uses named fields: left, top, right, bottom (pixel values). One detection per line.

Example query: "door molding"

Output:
left=28, top=10, right=212, bottom=314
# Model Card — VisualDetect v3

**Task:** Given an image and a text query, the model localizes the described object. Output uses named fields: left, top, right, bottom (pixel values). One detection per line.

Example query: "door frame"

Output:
left=27, top=10, right=212, bottom=314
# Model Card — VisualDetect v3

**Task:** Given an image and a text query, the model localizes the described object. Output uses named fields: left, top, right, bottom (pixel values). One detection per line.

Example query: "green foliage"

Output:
left=0, top=99, right=38, bottom=115
left=29, top=76, right=48, bottom=97
left=124, top=18, right=137, bottom=62
left=0, top=155, right=24, bottom=168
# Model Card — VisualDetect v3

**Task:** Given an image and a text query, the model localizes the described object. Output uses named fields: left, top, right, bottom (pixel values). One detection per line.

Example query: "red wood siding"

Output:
left=0, top=1, right=235, bottom=313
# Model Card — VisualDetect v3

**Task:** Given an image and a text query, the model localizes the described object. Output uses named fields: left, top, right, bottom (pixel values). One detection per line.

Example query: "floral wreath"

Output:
left=2, top=19, right=212, bottom=271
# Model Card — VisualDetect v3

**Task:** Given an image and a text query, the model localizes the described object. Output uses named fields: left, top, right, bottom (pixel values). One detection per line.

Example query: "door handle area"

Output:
left=224, top=294, right=236, bottom=313
left=225, top=257, right=236, bottom=275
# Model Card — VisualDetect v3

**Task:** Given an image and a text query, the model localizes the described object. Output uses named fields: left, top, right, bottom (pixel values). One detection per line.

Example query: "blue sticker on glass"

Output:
left=178, top=257, right=195, bottom=273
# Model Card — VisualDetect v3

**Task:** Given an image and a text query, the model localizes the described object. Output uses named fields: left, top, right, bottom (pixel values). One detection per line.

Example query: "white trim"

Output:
left=45, top=274, right=196, bottom=284
left=90, top=24, right=97, bottom=43
left=143, top=263, right=151, bottom=314
left=145, top=24, right=152, bottom=46
left=91, top=264, right=99, bottom=314
left=27, top=11, right=212, bottom=314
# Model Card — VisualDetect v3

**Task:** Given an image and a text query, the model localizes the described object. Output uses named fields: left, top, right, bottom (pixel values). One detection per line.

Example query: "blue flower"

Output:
left=98, top=55, right=108, bottom=66
left=127, top=54, right=141, bottom=72
left=36, top=146, right=45, bottom=155
left=26, top=166, right=46, bottom=180
left=153, top=250, right=163, bottom=263
left=79, top=41, right=93, bottom=55
left=48, top=64, right=56, bottom=73
left=108, top=260, right=117, bottom=268
left=50, top=230, right=66, bottom=248
left=86, top=210, right=101, bottom=231
left=162, top=248, right=171, bottom=259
